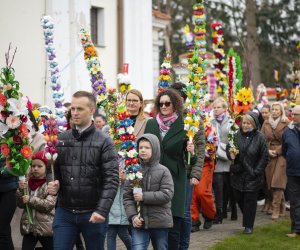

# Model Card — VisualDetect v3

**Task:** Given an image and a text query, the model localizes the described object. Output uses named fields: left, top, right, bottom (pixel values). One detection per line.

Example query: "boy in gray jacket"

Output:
left=123, top=134, right=174, bottom=250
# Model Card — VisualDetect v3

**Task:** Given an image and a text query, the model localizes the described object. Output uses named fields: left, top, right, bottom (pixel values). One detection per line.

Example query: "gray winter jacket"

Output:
left=211, top=113, right=232, bottom=173
left=123, top=134, right=174, bottom=229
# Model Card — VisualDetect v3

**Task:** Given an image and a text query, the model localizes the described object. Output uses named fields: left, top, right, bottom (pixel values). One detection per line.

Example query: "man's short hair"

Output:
left=72, top=91, right=96, bottom=108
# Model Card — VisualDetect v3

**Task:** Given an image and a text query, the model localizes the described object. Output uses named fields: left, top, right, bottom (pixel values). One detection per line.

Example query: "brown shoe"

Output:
left=286, top=232, right=299, bottom=238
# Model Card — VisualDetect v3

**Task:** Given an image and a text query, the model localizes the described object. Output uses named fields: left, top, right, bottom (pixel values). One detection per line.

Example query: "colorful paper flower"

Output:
left=80, top=29, right=107, bottom=106
left=41, top=16, right=66, bottom=129
left=157, top=53, right=172, bottom=93
left=0, top=45, right=34, bottom=176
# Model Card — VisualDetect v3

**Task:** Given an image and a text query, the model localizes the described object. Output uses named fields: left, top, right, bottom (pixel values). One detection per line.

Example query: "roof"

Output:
left=152, top=10, right=171, bottom=20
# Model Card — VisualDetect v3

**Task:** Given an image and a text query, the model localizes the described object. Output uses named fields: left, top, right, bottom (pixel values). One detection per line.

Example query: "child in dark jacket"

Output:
left=123, top=134, right=174, bottom=250
left=16, top=151, right=56, bottom=250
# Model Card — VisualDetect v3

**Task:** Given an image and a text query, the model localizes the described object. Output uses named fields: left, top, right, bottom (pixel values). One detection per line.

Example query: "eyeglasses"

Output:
left=159, top=102, right=172, bottom=108
left=126, top=99, right=139, bottom=104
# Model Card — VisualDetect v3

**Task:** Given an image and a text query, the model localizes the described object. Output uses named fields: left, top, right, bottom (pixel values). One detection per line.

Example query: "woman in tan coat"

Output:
left=125, top=89, right=149, bottom=138
left=261, top=102, right=289, bottom=220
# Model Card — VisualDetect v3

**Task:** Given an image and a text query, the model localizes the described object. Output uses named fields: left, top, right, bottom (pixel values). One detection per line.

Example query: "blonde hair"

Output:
left=242, top=114, right=256, bottom=129
left=271, top=102, right=288, bottom=122
left=213, top=97, right=228, bottom=109
left=126, top=89, right=145, bottom=120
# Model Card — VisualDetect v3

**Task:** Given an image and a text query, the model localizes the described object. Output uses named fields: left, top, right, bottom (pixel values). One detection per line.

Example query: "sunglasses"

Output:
left=159, top=102, right=172, bottom=107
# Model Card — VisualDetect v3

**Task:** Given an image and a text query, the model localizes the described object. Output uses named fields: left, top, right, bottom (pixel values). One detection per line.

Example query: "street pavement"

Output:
left=12, top=205, right=288, bottom=250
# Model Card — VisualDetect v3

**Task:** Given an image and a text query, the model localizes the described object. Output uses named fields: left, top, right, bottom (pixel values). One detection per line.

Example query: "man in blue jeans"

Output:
left=48, top=91, right=119, bottom=250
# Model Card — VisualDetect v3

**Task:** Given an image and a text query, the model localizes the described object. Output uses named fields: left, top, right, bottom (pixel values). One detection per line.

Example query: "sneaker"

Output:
left=257, top=199, right=265, bottom=206
left=203, top=219, right=213, bottom=230
left=286, top=232, right=299, bottom=238
left=191, top=225, right=200, bottom=233
left=191, top=221, right=201, bottom=233
left=285, top=201, right=290, bottom=211
left=243, top=227, right=253, bottom=234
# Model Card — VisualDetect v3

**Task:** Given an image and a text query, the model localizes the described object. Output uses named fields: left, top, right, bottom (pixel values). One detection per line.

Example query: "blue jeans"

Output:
left=132, top=228, right=168, bottom=250
left=107, top=225, right=132, bottom=250
left=179, top=181, right=193, bottom=250
left=53, top=207, right=107, bottom=250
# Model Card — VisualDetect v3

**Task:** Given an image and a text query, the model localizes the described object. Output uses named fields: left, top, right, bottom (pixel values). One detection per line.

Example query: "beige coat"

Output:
left=134, top=116, right=150, bottom=138
left=261, top=120, right=289, bottom=189
left=16, top=183, right=56, bottom=237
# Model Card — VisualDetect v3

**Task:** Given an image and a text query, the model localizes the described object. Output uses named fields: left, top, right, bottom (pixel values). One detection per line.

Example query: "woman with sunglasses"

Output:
left=125, top=89, right=149, bottom=138
left=144, top=89, right=196, bottom=250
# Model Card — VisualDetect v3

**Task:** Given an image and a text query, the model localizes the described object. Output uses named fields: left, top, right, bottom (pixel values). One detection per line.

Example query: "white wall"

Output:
left=123, top=0, right=154, bottom=100
left=0, top=0, right=118, bottom=107
left=90, top=0, right=118, bottom=89
left=0, top=0, right=46, bottom=105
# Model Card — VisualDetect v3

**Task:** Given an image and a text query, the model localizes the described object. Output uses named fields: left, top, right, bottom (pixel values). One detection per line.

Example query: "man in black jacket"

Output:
left=48, top=91, right=119, bottom=250
left=282, top=105, right=300, bottom=238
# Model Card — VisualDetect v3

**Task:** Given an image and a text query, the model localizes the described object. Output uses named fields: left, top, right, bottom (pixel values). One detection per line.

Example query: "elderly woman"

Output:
left=144, top=89, right=195, bottom=250
left=227, top=112, right=268, bottom=234
left=261, top=102, right=289, bottom=220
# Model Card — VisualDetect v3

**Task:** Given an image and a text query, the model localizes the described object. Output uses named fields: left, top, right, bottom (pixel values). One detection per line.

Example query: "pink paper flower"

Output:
left=6, top=115, right=21, bottom=129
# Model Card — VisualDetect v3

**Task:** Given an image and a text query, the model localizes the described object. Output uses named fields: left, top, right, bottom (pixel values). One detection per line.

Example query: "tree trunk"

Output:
left=245, top=0, right=261, bottom=92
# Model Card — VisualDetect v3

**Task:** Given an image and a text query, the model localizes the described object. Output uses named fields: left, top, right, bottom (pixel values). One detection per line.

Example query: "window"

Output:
left=90, top=7, right=105, bottom=46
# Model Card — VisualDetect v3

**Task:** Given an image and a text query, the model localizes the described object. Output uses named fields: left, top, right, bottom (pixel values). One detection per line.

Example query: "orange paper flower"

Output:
left=21, top=145, right=33, bottom=159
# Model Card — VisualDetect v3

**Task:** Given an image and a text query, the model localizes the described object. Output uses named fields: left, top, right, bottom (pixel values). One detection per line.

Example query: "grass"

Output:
left=210, top=219, right=300, bottom=250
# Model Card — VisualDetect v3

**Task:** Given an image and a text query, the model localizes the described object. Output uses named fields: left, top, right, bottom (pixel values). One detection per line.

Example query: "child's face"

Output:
left=138, top=140, right=152, bottom=162
left=31, top=159, right=46, bottom=179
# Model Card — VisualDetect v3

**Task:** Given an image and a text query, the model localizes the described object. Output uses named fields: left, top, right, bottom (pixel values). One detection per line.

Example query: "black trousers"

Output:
left=213, top=172, right=236, bottom=213
left=233, top=189, right=259, bottom=228
left=287, top=176, right=300, bottom=233
left=0, top=190, right=16, bottom=250
left=22, top=233, right=53, bottom=250
left=168, top=216, right=183, bottom=250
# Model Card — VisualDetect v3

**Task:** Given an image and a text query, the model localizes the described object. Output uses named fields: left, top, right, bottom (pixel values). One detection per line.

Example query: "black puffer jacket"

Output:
left=227, top=112, right=269, bottom=192
left=54, top=124, right=119, bottom=217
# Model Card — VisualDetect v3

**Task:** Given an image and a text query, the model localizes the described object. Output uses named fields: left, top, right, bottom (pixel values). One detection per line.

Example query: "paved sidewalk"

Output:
left=13, top=205, right=288, bottom=250
left=115, top=205, right=288, bottom=250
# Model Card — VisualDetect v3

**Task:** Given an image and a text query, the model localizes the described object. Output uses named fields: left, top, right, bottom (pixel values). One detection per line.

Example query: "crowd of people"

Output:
left=0, top=85, right=300, bottom=250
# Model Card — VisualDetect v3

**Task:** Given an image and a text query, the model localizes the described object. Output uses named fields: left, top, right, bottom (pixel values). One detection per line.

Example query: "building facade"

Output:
left=0, top=0, right=163, bottom=108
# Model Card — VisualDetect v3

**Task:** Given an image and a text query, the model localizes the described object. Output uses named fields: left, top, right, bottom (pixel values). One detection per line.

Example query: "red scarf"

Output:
left=28, top=178, right=46, bottom=191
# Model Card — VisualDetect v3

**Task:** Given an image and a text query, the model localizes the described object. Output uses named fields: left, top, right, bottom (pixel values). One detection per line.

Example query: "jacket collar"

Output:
left=72, top=122, right=96, bottom=140
left=162, top=115, right=183, bottom=144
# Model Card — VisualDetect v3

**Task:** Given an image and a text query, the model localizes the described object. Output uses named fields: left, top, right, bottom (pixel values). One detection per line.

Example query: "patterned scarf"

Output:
left=156, top=112, right=178, bottom=138
left=28, top=177, right=46, bottom=191
left=215, top=113, right=226, bottom=123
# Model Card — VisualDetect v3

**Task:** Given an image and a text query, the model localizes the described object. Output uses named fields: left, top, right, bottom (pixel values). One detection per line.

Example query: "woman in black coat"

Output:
left=227, top=112, right=268, bottom=234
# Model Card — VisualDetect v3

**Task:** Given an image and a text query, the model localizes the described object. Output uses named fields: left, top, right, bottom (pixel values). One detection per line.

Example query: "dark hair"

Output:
left=154, top=89, right=183, bottom=116
left=170, top=82, right=187, bottom=101
left=261, top=104, right=270, bottom=111
left=72, top=91, right=96, bottom=108
left=28, top=109, right=39, bottom=132
left=63, top=102, right=71, bottom=109
left=66, top=109, right=72, bottom=125
left=94, top=113, right=107, bottom=123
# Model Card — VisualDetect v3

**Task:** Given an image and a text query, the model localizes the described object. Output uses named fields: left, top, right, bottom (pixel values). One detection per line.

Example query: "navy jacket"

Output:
left=282, top=123, right=300, bottom=176
left=0, top=159, right=18, bottom=192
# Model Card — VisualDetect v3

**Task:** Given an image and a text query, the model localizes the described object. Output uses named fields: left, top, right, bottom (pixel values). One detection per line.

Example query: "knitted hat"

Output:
left=32, top=151, right=48, bottom=166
